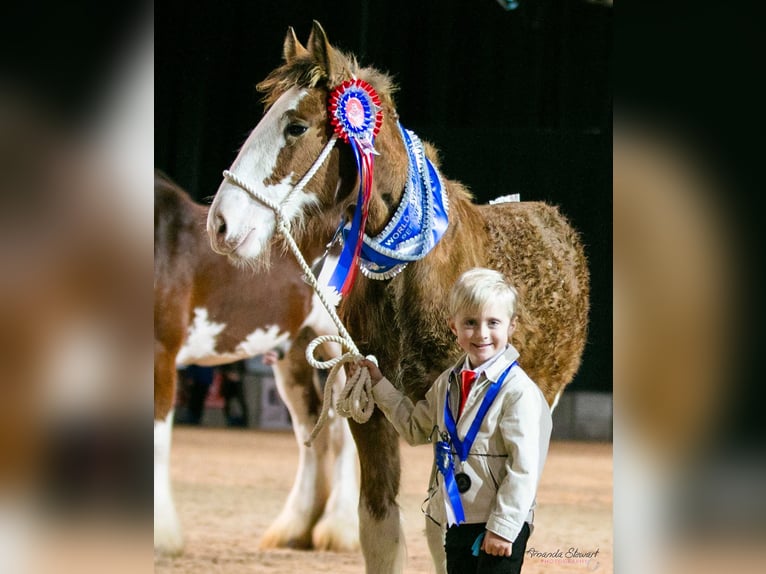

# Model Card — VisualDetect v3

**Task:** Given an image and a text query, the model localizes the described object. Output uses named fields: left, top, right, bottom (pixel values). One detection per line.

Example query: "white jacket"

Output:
left=372, top=345, right=552, bottom=542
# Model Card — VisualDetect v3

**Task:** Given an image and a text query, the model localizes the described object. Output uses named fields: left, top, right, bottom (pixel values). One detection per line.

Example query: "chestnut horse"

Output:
left=154, top=170, right=358, bottom=555
left=206, top=23, right=589, bottom=573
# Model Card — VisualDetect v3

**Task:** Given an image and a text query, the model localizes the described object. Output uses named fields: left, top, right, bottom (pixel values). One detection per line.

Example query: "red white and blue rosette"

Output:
left=329, top=79, right=383, bottom=145
left=326, top=79, right=383, bottom=297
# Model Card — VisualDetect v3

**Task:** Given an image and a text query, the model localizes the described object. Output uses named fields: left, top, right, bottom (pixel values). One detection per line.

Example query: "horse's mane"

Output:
left=155, top=169, right=185, bottom=195
left=257, top=50, right=398, bottom=111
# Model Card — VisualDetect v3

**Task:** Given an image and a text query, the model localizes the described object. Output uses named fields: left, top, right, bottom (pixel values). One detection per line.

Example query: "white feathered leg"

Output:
left=312, top=372, right=360, bottom=551
left=259, top=360, right=330, bottom=549
left=154, top=410, right=183, bottom=554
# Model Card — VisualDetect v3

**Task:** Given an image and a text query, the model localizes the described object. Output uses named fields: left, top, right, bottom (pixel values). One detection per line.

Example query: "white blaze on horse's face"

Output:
left=208, top=87, right=311, bottom=259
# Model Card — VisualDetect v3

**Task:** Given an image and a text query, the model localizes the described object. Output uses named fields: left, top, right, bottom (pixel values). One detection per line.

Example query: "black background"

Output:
left=156, top=0, right=612, bottom=392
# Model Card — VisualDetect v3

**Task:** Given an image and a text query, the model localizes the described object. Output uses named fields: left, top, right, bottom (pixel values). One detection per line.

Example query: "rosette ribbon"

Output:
left=327, top=78, right=383, bottom=296
left=435, top=437, right=466, bottom=526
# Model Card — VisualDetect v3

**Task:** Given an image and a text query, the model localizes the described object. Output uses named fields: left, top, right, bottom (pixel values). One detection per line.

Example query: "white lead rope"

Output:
left=222, top=135, right=377, bottom=446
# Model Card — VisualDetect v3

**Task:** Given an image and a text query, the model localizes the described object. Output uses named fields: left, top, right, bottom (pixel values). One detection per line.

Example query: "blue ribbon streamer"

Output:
left=328, top=143, right=366, bottom=294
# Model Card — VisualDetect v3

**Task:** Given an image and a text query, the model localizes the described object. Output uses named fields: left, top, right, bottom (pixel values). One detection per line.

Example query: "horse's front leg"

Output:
left=259, top=352, right=329, bottom=549
left=351, top=412, right=406, bottom=574
left=153, top=347, right=183, bottom=555
left=312, top=367, right=360, bottom=551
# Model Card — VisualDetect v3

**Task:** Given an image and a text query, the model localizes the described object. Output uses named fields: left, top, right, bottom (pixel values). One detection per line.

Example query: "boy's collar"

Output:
left=450, top=345, right=519, bottom=381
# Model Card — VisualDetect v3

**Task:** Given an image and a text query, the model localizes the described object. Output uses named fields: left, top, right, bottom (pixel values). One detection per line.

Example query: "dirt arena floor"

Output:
left=155, top=427, right=612, bottom=573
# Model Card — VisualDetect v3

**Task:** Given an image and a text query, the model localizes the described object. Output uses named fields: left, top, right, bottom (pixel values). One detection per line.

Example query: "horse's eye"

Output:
left=285, top=123, right=308, bottom=138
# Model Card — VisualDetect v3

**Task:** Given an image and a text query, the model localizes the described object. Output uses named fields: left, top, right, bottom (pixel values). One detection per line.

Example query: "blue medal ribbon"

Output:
left=436, top=360, right=517, bottom=524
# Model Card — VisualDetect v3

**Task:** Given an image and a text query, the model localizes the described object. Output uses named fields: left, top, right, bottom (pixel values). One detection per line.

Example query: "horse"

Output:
left=206, top=22, right=590, bottom=573
left=154, top=170, right=359, bottom=555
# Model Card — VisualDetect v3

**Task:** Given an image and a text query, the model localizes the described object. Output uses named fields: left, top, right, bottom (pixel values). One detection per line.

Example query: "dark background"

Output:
left=155, top=0, right=612, bottom=393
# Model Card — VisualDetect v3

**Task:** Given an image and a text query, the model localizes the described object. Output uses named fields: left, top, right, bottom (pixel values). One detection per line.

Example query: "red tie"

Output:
left=458, top=370, right=477, bottom=418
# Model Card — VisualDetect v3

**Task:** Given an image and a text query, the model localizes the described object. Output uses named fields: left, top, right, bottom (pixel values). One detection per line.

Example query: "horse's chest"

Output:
left=175, top=306, right=290, bottom=367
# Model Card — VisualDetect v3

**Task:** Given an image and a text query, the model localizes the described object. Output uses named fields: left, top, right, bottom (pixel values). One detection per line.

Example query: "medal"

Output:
left=455, top=472, right=472, bottom=493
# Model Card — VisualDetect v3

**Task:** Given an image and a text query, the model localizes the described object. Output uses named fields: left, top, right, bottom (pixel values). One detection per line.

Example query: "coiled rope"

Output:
left=222, top=139, right=377, bottom=446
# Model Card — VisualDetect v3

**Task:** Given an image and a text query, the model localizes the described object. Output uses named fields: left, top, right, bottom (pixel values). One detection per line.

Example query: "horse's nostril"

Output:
left=216, top=215, right=227, bottom=237
left=209, top=213, right=234, bottom=255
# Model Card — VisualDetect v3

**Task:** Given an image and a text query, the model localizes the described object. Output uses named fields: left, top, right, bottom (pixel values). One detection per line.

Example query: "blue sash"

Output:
left=357, top=125, right=449, bottom=279
left=328, top=122, right=450, bottom=293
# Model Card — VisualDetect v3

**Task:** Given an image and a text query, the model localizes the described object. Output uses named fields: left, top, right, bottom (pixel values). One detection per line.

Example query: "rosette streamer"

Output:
left=435, top=438, right=466, bottom=526
left=326, top=79, right=383, bottom=296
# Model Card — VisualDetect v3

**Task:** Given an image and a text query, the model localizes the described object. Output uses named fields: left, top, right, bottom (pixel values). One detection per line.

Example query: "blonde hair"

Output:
left=448, top=268, right=518, bottom=319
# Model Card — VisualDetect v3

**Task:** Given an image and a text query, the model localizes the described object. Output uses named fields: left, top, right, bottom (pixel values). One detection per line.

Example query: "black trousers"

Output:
left=445, top=522, right=531, bottom=574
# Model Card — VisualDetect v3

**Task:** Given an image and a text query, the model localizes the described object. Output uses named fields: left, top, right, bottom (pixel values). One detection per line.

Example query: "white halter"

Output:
left=221, top=133, right=377, bottom=446
left=223, top=134, right=338, bottom=221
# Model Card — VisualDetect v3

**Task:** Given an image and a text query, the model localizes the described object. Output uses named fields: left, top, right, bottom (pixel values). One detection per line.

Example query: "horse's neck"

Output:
left=298, top=216, right=340, bottom=264
left=373, top=152, right=485, bottom=263
left=338, top=175, right=485, bottom=376
left=368, top=122, right=481, bottom=235
left=350, top=176, right=486, bottom=301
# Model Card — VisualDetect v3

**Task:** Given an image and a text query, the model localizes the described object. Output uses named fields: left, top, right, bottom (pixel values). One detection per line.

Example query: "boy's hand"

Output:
left=481, top=530, right=512, bottom=557
left=349, top=358, right=383, bottom=384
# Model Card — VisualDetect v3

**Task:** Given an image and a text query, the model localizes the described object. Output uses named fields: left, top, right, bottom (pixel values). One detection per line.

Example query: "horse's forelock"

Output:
left=257, top=58, right=327, bottom=109
left=257, top=53, right=397, bottom=112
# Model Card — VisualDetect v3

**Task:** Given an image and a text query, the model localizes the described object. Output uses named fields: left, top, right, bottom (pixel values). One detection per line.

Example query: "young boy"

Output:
left=357, top=268, right=552, bottom=574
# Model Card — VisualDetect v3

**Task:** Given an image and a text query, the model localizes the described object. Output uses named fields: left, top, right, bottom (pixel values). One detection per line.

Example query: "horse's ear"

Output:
left=307, top=20, right=347, bottom=83
left=283, top=26, right=308, bottom=63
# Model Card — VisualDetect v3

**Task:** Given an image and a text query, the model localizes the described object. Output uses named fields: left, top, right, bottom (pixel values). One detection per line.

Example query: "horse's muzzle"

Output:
left=208, top=211, right=240, bottom=255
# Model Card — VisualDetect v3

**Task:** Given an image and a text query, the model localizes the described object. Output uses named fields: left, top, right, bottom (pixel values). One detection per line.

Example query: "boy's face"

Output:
left=449, top=301, right=517, bottom=369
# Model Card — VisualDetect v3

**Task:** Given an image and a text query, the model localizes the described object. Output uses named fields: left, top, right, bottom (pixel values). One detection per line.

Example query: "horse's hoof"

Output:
left=153, top=531, right=184, bottom=556
left=154, top=508, right=184, bottom=556
left=259, top=526, right=313, bottom=550
left=312, top=515, right=360, bottom=552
